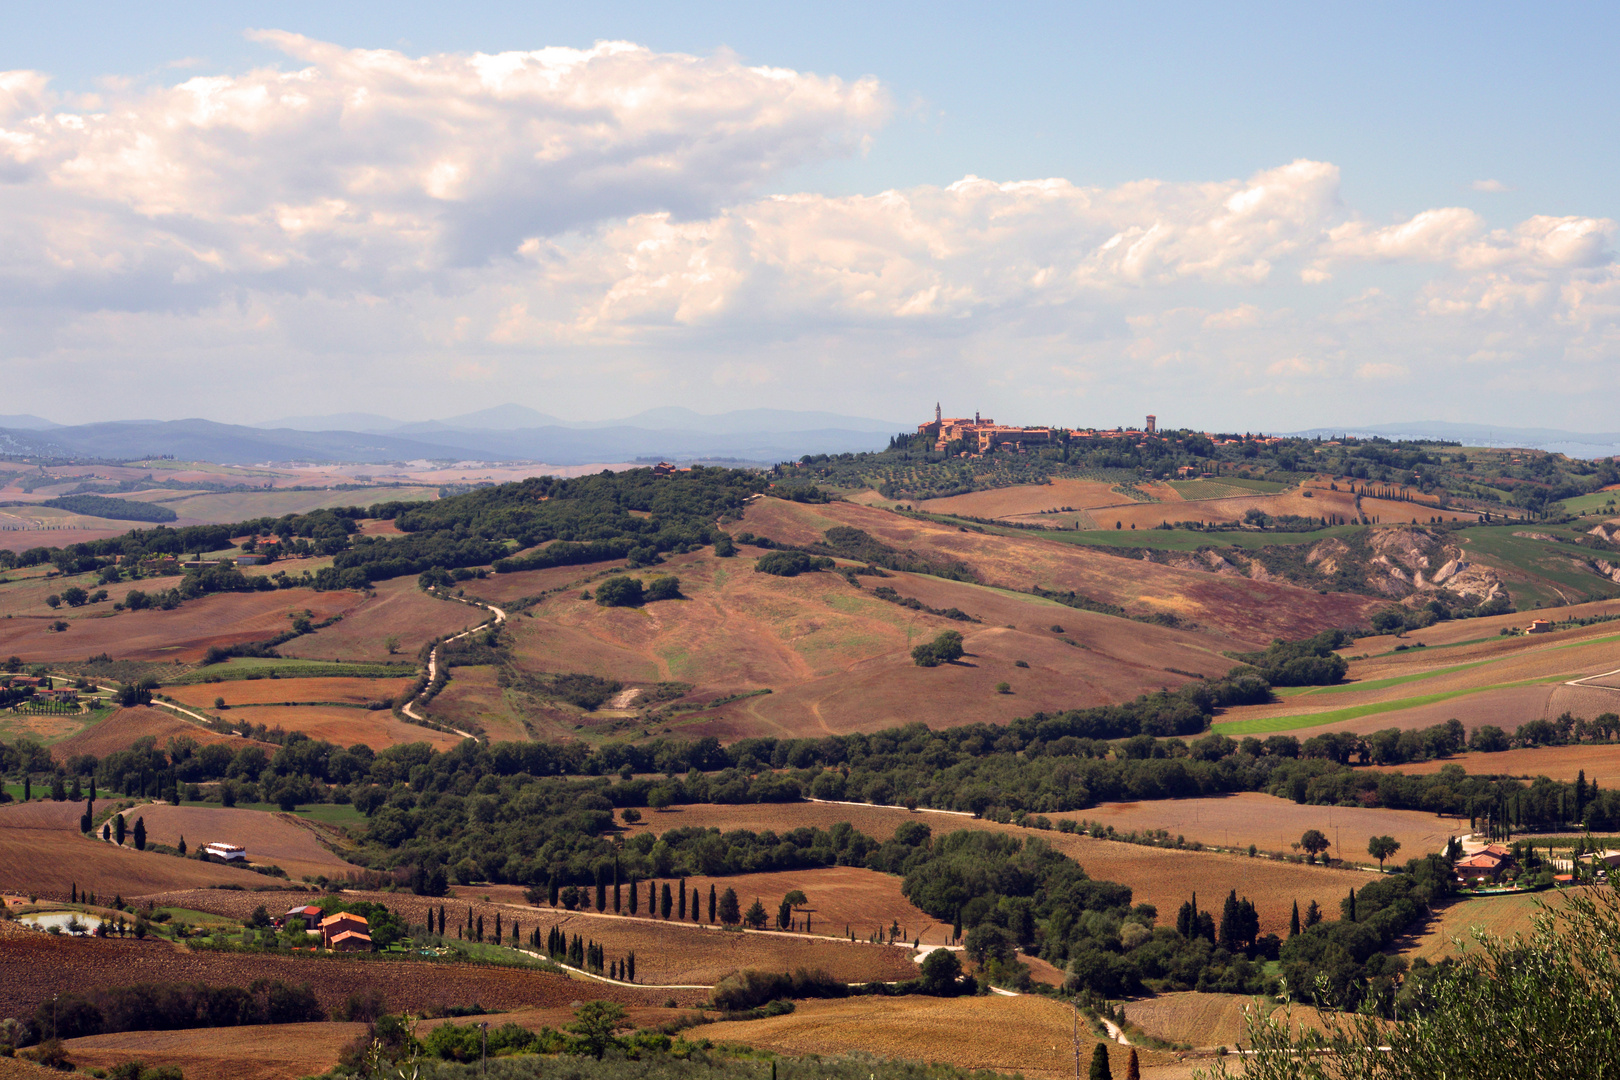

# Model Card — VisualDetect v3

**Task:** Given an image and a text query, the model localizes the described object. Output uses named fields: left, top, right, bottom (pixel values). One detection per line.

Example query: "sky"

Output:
left=4, top=2, right=1619, bottom=431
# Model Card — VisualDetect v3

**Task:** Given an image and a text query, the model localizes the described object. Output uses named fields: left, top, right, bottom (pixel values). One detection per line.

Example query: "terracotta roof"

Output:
left=320, top=912, right=369, bottom=927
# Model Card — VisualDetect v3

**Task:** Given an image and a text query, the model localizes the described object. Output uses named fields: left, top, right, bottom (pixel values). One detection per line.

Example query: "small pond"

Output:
left=19, top=911, right=106, bottom=935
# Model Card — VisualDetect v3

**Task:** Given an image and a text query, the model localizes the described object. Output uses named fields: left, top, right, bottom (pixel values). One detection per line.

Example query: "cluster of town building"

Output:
left=915, top=406, right=1289, bottom=456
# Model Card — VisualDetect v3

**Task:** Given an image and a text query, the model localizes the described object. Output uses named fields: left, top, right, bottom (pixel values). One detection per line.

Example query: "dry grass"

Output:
left=426, top=664, right=533, bottom=743
left=61, top=1022, right=368, bottom=1080
left=49, top=707, right=277, bottom=762
left=702, top=994, right=1187, bottom=1080
left=279, top=578, right=489, bottom=663
left=117, top=803, right=360, bottom=881
left=919, top=479, right=1139, bottom=518
left=0, top=590, right=356, bottom=663
left=628, top=803, right=1370, bottom=938
left=166, top=677, right=414, bottom=709
left=493, top=545, right=1234, bottom=742
left=1123, top=992, right=1267, bottom=1049
left=1077, top=794, right=1468, bottom=866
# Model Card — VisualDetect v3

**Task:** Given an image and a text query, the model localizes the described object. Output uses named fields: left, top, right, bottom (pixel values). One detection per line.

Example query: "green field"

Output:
left=1290, top=660, right=1497, bottom=697
left=164, top=658, right=416, bottom=685
left=1214, top=675, right=1570, bottom=735
left=1168, top=478, right=1288, bottom=500
left=1454, top=526, right=1620, bottom=608
left=1558, top=490, right=1620, bottom=516
left=1028, top=523, right=1365, bottom=553
left=227, top=801, right=369, bottom=826
left=0, top=706, right=115, bottom=747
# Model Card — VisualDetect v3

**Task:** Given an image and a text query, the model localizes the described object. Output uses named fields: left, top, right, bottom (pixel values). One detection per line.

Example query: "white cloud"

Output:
left=1, top=36, right=1618, bottom=429
left=1472, top=179, right=1514, bottom=193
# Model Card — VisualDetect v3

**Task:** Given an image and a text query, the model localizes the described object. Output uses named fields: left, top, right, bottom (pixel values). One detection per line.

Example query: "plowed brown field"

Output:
left=0, top=591, right=356, bottom=663
left=62, top=1022, right=367, bottom=1080
left=702, top=994, right=1190, bottom=1080
left=1077, top=794, right=1467, bottom=865
left=0, top=810, right=249, bottom=897
left=116, top=804, right=360, bottom=881
left=167, top=677, right=414, bottom=708
left=741, top=498, right=1380, bottom=645
left=49, top=707, right=275, bottom=762
left=628, top=803, right=1367, bottom=937
left=0, top=920, right=691, bottom=1021
left=279, top=578, right=489, bottom=662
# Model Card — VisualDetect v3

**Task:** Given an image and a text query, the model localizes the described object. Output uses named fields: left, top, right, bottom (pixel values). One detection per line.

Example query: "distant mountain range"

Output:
left=1288, top=421, right=1620, bottom=460
left=5, top=410, right=1614, bottom=466
left=0, top=407, right=906, bottom=465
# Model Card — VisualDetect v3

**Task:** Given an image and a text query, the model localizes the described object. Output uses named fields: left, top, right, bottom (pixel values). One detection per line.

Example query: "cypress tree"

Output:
left=648, top=879, right=656, bottom=915
left=629, top=876, right=639, bottom=915
left=114, top=812, right=125, bottom=846
left=709, top=883, right=717, bottom=923
left=678, top=877, right=687, bottom=920
left=1088, top=1043, right=1112, bottom=1080
left=23, top=776, right=29, bottom=801
left=495, top=912, right=502, bottom=941
left=1125, top=1049, right=1140, bottom=1080
left=614, top=861, right=622, bottom=913
left=692, top=887, right=700, bottom=922
left=1290, top=901, right=1301, bottom=938
left=660, top=882, right=673, bottom=919
left=627, top=951, right=636, bottom=982
left=132, top=816, right=145, bottom=851
left=548, top=875, right=559, bottom=907
left=476, top=915, right=484, bottom=942
left=71, top=883, right=77, bottom=903
left=595, top=871, right=606, bottom=912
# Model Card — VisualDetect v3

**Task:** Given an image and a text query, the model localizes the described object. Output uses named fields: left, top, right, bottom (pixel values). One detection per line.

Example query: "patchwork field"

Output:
left=0, top=567, right=184, bottom=619
left=1213, top=615, right=1620, bottom=736
left=1077, top=794, right=1468, bottom=864
left=0, top=589, right=356, bottom=663
left=152, top=486, right=438, bottom=523
left=278, top=578, right=489, bottom=662
left=138, top=885, right=921, bottom=988
left=48, top=706, right=274, bottom=761
left=741, top=498, right=1381, bottom=645
left=920, top=478, right=1480, bottom=535
left=701, top=994, right=1189, bottom=1080
left=628, top=802, right=1369, bottom=938
left=116, top=803, right=360, bottom=881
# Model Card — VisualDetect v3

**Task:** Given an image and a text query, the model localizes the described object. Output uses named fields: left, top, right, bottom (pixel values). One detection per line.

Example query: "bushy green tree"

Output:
left=593, top=576, right=644, bottom=607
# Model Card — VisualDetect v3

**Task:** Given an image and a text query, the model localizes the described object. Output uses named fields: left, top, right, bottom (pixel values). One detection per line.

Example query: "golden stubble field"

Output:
left=629, top=802, right=1372, bottom=938
left=1363, top=743, right=1620, bottom=786
left=1076, top=793, right=1468, bottom=865
left=703, top=995, right=1199, bottom=1080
